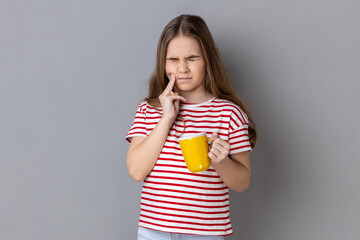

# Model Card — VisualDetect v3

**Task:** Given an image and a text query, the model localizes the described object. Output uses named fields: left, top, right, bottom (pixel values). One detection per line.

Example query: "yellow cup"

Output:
left=179, top=132, right=211, bottom=173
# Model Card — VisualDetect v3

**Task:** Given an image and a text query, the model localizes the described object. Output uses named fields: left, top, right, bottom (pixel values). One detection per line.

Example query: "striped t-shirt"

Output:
left=125, top=97, right=252, bottom=236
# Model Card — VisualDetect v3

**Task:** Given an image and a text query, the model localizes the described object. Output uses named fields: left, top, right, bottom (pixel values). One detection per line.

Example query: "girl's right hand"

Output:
left=159, top=73, right=187, bottom=122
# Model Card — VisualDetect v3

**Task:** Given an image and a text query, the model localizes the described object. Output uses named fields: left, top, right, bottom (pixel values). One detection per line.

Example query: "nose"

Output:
left=178, top=59, right=189, bottom=73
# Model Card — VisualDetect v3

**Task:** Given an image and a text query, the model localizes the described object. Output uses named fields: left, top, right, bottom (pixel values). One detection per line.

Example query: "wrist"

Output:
left=211, top=156, right=230, bottom=169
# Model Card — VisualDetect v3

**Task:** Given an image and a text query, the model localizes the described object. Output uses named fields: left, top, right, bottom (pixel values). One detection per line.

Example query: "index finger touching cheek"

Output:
left=164, top=73, right=176, bottom=94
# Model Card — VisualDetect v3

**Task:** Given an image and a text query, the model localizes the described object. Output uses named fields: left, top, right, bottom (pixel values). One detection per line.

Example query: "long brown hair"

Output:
left=146, top=14, right=257, bottom=148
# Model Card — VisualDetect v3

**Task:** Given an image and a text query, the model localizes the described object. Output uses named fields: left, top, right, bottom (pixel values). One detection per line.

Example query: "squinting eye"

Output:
left=188, top=57, right=200, bottom=61
left=167, top=58, right=178, bottom=62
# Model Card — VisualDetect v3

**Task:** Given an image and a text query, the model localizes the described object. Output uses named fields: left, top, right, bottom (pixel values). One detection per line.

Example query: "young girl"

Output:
left=126, top=14, right=257, bottom=240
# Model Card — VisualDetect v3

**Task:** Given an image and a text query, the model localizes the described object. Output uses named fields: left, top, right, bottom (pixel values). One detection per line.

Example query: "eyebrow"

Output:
left=187, top=55, right=200, bottom=59
left=166, top=55, right=200, bottom=59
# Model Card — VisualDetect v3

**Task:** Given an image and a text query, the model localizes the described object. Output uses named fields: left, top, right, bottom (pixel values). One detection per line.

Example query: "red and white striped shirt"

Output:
left=126, top=97, right=252, bottom=236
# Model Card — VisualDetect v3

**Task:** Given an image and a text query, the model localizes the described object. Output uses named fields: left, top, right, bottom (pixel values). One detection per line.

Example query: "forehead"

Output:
left=166, top=35, right=202, bottom=55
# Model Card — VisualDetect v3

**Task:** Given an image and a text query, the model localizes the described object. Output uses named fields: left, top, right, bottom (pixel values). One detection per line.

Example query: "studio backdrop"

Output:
left=1, top=1, right=359, bottom=240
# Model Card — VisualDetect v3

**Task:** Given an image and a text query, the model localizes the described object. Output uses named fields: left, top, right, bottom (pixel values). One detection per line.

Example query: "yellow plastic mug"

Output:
left=179, top=132, right=211, bottom=173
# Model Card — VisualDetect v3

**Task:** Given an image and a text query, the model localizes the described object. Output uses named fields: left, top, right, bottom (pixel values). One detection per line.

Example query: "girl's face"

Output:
left=165, top=35, right=207, bottom=97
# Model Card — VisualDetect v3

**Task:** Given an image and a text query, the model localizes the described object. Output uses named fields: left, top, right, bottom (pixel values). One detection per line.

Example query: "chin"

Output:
left=177, top=87, right=194, bottom=93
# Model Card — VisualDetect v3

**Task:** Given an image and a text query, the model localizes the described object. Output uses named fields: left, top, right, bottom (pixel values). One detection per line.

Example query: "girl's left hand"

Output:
left=208, top=133, right=230, bottom=164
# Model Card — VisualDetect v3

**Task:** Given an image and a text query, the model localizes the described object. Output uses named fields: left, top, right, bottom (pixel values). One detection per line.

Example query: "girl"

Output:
left=126, top=14, right=257, bottom=240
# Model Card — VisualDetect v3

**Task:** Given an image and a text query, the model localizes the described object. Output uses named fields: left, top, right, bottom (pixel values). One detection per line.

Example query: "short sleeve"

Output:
left=228, top=107, right=253, bottom=154
left=125, top=102, right=147, bottom=143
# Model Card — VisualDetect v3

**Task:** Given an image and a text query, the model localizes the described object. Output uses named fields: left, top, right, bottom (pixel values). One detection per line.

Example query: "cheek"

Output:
left=165, top=63, right=175, bottom=73
left=165, top=70, right=172, bottom=80
left=193, top=63, right=206, bottom=76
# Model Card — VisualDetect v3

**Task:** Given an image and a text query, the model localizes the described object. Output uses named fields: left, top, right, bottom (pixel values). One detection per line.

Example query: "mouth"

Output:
left=178, top=77, right=192, bottom=81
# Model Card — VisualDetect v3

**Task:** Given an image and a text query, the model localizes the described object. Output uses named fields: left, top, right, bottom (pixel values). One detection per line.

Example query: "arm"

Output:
left=126, top=73, right=186, bottom=181
left=211, top=151, right=251, bottom=192
left=208, top=133, right=251, bottom=192
left=126, top=117, right=173, bottom=181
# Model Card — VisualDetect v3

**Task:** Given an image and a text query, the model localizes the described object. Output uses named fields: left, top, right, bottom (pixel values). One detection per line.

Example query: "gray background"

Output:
left=1, top=0, right=359, bottom=239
